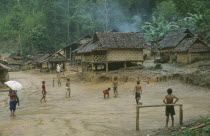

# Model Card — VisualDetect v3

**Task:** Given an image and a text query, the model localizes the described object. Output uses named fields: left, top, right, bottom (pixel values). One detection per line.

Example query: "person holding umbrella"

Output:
left=5, top=81, right=23, bottom=117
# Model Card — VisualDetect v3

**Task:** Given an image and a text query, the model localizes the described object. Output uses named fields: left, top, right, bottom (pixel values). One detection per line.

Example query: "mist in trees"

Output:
left=0, top=0, right=209, bottom=55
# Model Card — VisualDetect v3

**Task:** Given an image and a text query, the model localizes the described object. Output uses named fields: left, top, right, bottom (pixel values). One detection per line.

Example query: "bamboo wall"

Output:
left=106, top=49, right=143, bottom=61
left=177, top=52, right=189, bottom=63
left=191, top=52, right=210, bottom=63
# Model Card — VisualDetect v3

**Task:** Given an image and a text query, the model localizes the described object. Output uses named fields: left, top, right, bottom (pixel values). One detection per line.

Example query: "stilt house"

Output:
left=174, top=38, right=210, bottom=63
left=77, top=32, right=147, bottom=71
left=56, top=35, right=91, bottom=62
left=159, top=29, right=194, bottom=61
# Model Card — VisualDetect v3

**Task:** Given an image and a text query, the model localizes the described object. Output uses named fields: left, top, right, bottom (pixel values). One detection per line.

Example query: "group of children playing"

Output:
left=40, top=75, right=179, bottom=128
left=103, top=77, right=179, bottom=128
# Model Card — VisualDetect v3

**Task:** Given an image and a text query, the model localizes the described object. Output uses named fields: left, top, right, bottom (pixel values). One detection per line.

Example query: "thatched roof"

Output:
left=46, top=53, right=67, bottom=62
left=174, top=38, right=210, bottom=52
left=63, top=35, right=92, bottom=51
left=35, top=54, right=51, bottom=63
left=77, top=32, right=146, bottom=53
left=159, top=29, right=193, bottom=49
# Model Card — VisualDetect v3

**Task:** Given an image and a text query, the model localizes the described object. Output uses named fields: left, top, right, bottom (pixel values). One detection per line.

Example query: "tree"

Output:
left=31, top=25, right=49, bottom=52
left=153, top=0, right=179, bottom=21
left=141, top=16, right=179, bottom=42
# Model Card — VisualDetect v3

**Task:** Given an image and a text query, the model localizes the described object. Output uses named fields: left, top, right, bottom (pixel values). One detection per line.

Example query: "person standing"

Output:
left=40, top=81, right=47, bottom=103
left=163, top=88, right=179, bottom=128
left=8, top=89, right=18, bottom=117
left=113, top=77, right=118, bottom=97
left=133, top=81, right=142, bottom=105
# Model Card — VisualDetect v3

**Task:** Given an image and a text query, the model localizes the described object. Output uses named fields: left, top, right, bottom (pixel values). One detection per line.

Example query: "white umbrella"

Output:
left=4, top=81, right=23, bottom=90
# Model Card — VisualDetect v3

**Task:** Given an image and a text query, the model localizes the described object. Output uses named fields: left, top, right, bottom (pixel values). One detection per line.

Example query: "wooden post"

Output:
left=76, top=60, right=79, bottom=73
left=136, top=106, right=140, bottom=130
left=179, top=105, right=183, bottom=125
left=81, top=62, right=84, bottom=73
left=124, top=62, right=127, bottom=68
left=91, top=63, right=94, bottom=72
left=53, top=78, right=54, bottom=87
left=106, top=62, right=108, bottom=71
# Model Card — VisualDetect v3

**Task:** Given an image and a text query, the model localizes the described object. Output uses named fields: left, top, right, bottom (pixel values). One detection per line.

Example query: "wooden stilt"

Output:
left=124, top=62, right=127, bottom=68
left=179, top=105, right=183, bottom=125
left=106, top=62, right=108, bottom=71
left=92, top=63, right=94, bottom=72
left=136, top=106, right=139, bottom=130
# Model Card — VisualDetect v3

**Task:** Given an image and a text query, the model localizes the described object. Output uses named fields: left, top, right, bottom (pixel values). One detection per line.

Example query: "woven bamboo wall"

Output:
left=191, top=52, right=210, bottom=63
left=93, top=55, right=106, bottom=62
left=177, top=52, right=189, bottom=63
left=42, top=62, right=48, bottom=68
left=82, top=54, right=92, bottom=62
left=75, top=55, right=81, bottom=60
left=106, top=49, right=143, bottom=61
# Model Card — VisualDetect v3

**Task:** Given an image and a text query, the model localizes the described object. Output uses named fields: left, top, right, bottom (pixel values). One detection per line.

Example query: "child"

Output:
left=40, top=81, right=46, bottom=103
left=66, top=78, right=71, bottom=98
left=57, top=72, right=61, bottom=87
left=163, top=88, right=179, bottom=128
left=103, top=88, right=110, bottom=99
left=133, top=81, right=142, bottom=105
left=113, top=77, right=118, bottom=97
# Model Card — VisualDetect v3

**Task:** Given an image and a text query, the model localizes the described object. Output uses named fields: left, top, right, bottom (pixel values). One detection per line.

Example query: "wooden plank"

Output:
left=138, top=104, right=182, bottom=108
left=136, top=106, right=140, bottom=130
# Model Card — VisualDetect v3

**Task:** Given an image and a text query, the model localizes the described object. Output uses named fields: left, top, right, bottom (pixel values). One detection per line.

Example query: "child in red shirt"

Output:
left=40, top=81, right=46, bottom=102
left=103, top=88, right=110, bottom=99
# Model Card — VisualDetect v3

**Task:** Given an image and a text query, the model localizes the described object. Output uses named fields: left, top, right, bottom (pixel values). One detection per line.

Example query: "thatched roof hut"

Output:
left=159, top=29, right=193, bottom=49
left=78, top=32, right=146, bottom=53
left=59, top=35, right=92, bottom=60
left=175, top=38, right=210, bottom=63
left=76, top=32, right=147, bottom=71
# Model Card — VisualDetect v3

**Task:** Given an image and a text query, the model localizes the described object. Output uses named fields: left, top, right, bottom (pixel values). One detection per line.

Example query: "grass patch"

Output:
left=162, top=116, right=210, bottom=136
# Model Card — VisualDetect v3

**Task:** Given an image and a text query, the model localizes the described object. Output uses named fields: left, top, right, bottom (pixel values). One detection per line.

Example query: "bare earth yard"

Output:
left=0, top=71, right=210, bottom=136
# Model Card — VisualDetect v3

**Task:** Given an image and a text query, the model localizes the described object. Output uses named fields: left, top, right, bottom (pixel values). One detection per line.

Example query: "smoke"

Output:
left=115, top=15, right=142, bottom=32
left=104, top=1, right=142, bottom=32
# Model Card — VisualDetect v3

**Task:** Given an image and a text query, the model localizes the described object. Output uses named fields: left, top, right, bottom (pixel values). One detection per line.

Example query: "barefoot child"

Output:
left=133, top=81, right=142, bottom=105
left=66, top=78, right=71, bottom=98
left=163, top=88, right=179, bottom=128
left=8, top=89, right=18, bottom=117
left=103, top=88, right=110, bottom=99
left=40, top=81, right=46, bottom=102
left=113, top=77, right=118, bottom=97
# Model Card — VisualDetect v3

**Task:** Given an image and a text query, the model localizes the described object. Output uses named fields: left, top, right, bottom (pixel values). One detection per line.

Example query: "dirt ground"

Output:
left=0, top=70, right=210, bottom=136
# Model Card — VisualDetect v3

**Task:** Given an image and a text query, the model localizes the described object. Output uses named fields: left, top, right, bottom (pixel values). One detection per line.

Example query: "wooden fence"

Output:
left=136, top=104, right=183, bottom=130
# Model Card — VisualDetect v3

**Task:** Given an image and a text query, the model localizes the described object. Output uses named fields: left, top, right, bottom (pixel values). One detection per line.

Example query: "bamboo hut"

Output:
left=77, top=32, right=147, bottom=72
left=159, top=29, right=194, bottom=62
left=56, top=35, right=92, bottom=62
left=174, top=38, right=210, bottom=63
left=39, top=53, right=67, bottom=72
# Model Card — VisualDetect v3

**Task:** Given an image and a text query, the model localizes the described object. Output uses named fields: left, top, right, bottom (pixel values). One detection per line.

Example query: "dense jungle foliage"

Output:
left=0, top=0, right=209, bottom=55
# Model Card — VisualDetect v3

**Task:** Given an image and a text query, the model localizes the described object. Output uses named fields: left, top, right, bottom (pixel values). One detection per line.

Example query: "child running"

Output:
left=40, top=81, right=46, bottom=103
left=163, top=88, right=179, bottom=128
left=66, top=78, right=71, bottom=98
left=133, top=81, right=142, bottom=105
left=113, top=77, right=118, bottom=97
left=103, top=88, right=110, bottom=99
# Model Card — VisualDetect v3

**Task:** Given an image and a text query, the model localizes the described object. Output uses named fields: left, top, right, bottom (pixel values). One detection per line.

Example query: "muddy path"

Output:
left=0, top=71, right=210, bottom=136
